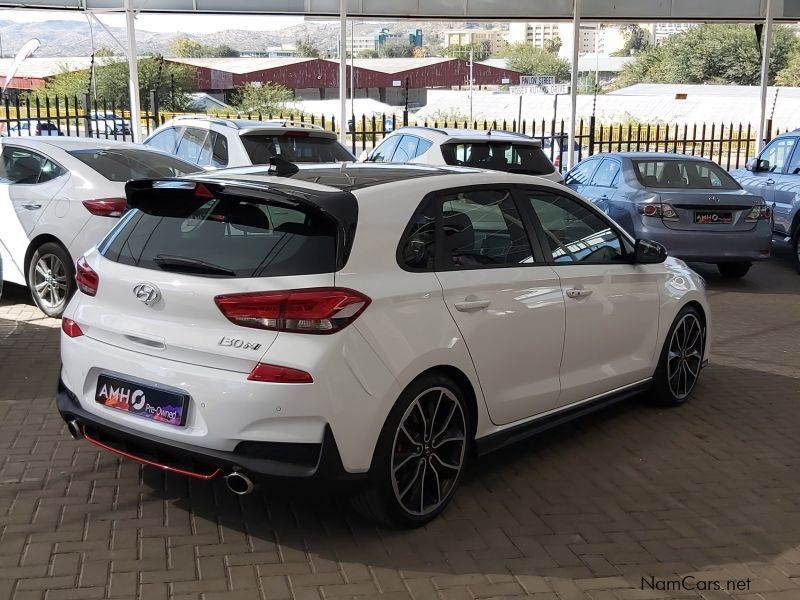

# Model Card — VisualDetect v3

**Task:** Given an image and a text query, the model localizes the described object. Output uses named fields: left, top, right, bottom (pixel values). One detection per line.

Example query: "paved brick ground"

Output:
left=2, top=245, right=800, bottom=600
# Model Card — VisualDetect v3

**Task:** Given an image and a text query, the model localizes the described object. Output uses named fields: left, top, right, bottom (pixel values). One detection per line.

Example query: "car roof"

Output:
left=2, top=136, right=143, bottom=152
left=395, top=126, right=542, bottom=145
left=199, top=162, right=488, bottom=192
left=596, top=152, right=712, bottom=161
left=165, top=116, right=333, bottom=136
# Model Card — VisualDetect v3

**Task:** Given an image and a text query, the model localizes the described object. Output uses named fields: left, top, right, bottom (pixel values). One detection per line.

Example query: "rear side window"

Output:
left=0, top=147, right=64, bottom=184
left=175, top=127, right=207, bottom=163
left=102, top=199, right=338, bottom=278
left=441, top=142, right=555, bottom=175
left=68, top=149, right=200, bottom=182
left=241, top=134, right=353, bottom=164
left=589, top=159, right=620, bottom=187
left=392, top=135, right=420, bottom=162
left=146, top=128, right=181, bottom=153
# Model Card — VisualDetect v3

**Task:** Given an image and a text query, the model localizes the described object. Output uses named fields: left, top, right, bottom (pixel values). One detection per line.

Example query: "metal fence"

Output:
left=0, top=93, right=784, bottom=171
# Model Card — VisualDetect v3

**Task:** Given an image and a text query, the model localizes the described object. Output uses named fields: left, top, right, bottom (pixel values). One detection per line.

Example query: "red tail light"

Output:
left=61, top=318, right=84, bottom=338
left=248, top=363, right=313, bottom=383
left=82, top=198, right=128, bottom=218
left=215, top=288, right=371, bottom=334
left=75, top=258, right=99, bottom=297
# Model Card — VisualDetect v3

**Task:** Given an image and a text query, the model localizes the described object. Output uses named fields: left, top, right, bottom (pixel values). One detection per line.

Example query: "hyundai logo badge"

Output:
left=133, top=283, right=161, bottom=306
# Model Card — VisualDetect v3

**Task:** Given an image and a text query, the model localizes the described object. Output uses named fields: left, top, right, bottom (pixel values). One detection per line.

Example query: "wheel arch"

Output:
left=24, top=233, right=71, bottom=275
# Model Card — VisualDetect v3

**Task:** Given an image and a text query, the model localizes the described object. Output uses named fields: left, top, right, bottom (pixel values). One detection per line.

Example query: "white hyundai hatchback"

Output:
left=57, top=163, right=710, bottom=527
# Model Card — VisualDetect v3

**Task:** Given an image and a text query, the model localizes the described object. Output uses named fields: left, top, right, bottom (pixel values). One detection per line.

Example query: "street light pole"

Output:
left=469, top=46, right=474, bottom=123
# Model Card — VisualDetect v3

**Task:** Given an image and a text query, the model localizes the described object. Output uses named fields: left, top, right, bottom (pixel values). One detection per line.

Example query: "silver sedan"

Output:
left=565, top=153, right=773, bottom=278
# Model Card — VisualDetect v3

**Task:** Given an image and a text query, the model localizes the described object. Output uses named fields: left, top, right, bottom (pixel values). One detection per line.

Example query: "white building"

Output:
left=507, top=22, right=627, bottom=57
left=442, top=29, right=507, bottom=55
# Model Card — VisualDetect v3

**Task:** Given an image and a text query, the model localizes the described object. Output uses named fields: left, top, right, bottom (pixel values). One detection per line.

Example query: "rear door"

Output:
left=74, top=187, right=340, bottom=372
left=564, top=157, right=600, bottom=198
left=432, top=186, right=566, bottom=425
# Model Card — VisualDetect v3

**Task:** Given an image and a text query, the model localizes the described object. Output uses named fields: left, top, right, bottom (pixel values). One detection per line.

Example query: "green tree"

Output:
left=31, top=56, right=195, bottom=111
left=617, top=24, right=797, bottom=87
left=379, top=40, right=414, bottom=58
left=612, top=25, right=650, bottom=57
left=295, top=41, right=320, bottom=58
left=232, top=82, right=293, bottom=113
left=499, top=43, right=571, bottom=81
left=543, top=37, right=562, bottom=55
left=94, top=47, right=116, bottom=57
left=356, top=49, right=379, bottom=59
left=444, top=42, right=491, bottom=61
left=171, top=37, right=203, bottom=58
left=776, top=52, right=800, bottom=86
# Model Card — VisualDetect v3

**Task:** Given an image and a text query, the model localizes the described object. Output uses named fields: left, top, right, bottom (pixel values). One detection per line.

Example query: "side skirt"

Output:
left=475, top=380, right=652, bottom=456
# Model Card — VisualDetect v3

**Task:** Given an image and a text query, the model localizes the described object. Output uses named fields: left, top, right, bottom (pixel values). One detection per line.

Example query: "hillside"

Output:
left=0, top=19, right=506, bottom=58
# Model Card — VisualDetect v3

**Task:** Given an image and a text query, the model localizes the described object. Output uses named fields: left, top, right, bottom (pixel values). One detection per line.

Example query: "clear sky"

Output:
left=0, top=9, right=305, bottom=34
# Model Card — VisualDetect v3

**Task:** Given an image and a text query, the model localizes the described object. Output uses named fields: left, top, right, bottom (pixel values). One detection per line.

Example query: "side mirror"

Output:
left=634, top=239, right=668, bottom=264
left=358, top=149, right=369, bottom=162
left=746, top=157, right=770, bottom=172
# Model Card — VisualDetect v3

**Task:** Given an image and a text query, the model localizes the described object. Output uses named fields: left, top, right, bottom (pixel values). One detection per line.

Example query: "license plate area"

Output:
left=694, top=211, right=733, bottom=224
left=95, top=374, right=189, bottom=427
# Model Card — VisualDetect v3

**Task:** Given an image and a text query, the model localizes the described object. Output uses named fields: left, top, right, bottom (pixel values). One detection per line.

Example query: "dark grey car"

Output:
left=566, top=153, right=772, bottom=278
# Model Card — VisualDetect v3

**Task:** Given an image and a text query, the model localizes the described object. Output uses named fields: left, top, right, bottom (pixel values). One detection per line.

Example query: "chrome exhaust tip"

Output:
left=225, top=471, right=255, bottom=495
left=66, top=419, right=82, bottom=440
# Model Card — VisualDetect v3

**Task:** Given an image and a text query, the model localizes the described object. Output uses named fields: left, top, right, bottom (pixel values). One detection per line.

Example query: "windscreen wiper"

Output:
left=153, top=255, right=236, bottom=276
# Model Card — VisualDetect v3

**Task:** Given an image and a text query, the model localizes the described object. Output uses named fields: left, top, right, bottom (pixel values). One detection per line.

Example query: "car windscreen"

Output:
left=440, top=142, right=555, bottom=175
left=241, top=133, right=354, bottom=164
left=68, top=149, right=201, bottom=182
left=633, top=159, right=741, bottom=189
left=101, top=197, right=338, bottom=278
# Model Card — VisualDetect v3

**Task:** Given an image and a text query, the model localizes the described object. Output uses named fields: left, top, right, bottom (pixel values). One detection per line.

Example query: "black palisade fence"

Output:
left=0, top=92, right=779, bottom=171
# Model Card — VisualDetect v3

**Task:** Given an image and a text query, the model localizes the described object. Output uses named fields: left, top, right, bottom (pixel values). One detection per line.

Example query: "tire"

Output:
left=791, top=227, right=800, bottom=274
left=649, top=305, right=705, bottom=407
left=351, top=373, right=472, bottom=528
left=27, top=242, right=75, bottom=318
left=717, top=261, right=752, bottom=279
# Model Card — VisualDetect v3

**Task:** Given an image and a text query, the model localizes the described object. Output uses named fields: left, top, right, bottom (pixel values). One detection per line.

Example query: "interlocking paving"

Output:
left=1, top=245, right=800, bottom=600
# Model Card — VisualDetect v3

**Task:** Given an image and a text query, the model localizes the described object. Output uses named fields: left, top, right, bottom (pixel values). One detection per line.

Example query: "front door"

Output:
left=431, top=187, right=567, bottom=425
left=522, top=188, right=662, bottom=406
left=773, top=139, right=800, bottom=236
left=740, top=137, right=796, bottom=215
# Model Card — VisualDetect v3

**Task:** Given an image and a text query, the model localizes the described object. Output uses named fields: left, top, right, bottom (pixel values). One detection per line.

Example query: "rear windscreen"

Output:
left=241, top=134, right=354, bottom=164
left=633, top=159, right=741, bottom=189
left=102, top=198, right=338, bottom=278
left=440, top=142, right=555, bottom=175
left=69, top=149, right=201, bottom=182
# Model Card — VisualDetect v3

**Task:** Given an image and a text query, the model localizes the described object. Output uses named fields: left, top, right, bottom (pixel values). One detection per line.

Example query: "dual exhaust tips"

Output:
left=67, top=419, right=255, bottom=495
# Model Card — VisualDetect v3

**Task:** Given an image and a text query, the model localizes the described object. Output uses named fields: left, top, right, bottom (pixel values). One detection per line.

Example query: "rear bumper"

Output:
left=636, top=221, right=772, bottom=263
left=56, top=377, right=363, bottom=485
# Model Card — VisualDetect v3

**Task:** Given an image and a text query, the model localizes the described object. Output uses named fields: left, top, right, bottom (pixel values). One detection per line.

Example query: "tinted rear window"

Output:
left=440, top=142, right=555, bottom=175
left=241, top=134, right=354, bottom=164
left=69, top=149, right=201, bottom=182
left=633, top=159, right=740, bottom=189
left=102, top=198, right=338, bottom=278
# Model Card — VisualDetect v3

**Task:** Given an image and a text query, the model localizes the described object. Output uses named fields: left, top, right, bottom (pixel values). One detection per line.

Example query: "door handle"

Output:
left=766, top=179, right=776, bottom=185
left=454, top=297, right=491, bottom=312
left=21, top=203, right=41, bottom=210
left=566, top=288, right=593, bottom=299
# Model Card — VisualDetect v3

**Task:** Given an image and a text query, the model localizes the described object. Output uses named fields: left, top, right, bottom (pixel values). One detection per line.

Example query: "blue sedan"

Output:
left=565, top=153, right=773, bottom=278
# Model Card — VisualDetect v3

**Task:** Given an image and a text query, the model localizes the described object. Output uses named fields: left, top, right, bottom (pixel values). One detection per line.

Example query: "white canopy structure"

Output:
left=0, top=0, right=790, bottom=160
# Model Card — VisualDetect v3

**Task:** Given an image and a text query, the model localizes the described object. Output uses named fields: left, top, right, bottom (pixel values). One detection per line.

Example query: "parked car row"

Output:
left=0, top=114, right=790, bottom=527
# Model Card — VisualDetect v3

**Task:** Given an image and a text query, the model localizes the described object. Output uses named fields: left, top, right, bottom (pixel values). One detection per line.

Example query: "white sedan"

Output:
left=0, top=137, right=201, bottom=317
left=57, top=163, right=710, bottom=527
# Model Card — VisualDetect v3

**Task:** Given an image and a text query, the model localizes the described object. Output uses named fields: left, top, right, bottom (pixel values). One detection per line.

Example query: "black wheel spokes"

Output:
left=391, top=387, right=466, bottom=516
left=667, top=315, right=704, bottom=400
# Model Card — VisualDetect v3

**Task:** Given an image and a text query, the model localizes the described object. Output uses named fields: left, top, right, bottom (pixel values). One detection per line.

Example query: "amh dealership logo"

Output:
left=97, top=383, right=147, bottom=410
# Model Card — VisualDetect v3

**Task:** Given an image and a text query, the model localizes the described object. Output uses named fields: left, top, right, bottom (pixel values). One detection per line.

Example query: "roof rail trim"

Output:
left=170, top=115, right=241, bottom=129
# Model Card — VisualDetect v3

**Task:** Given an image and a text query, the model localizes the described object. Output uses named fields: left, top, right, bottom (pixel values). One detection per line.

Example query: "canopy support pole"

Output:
left=124, top=0, right=141, bottom=142
left=567, top=0, right=581, bottom=169
left=339, top=0, right=347, bottom=145
left=756, top=0, right=774, bottom=152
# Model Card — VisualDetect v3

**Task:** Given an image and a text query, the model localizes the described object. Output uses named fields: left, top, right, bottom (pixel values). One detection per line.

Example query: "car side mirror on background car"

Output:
left=746, top=157, right=770, bottom=172
left=634, top=239, right=668, bottom=264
